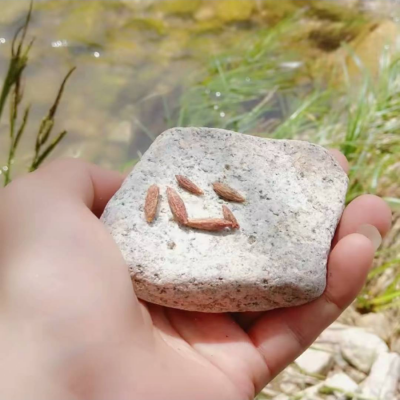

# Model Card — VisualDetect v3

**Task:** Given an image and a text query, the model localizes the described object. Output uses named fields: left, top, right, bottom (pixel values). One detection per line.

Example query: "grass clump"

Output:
left=176, top=16, right=308, bottom=133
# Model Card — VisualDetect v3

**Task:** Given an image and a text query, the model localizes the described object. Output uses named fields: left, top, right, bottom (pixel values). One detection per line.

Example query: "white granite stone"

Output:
left=323, top=373, right=358, bottom=400
left=101, top=127, right=348, bottom=312
left=295, top=345, right=334, bottom=376
left=362, top=352, right=400, bottom=399
left=340, top=328, right=389, bottom=373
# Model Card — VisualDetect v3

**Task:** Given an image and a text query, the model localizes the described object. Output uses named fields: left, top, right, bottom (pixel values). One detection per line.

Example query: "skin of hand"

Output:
left=0, top=155, right=392, bottom=400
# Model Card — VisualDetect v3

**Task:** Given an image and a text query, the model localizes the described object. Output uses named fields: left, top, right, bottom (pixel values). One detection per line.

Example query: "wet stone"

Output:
left=101, top=127, right=348, bottom=312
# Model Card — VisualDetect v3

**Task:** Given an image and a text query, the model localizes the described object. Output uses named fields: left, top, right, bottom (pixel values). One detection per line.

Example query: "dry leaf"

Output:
left=186, top=218, right=233, bottom=231
left=176, top=175, right=203, bottom=195
left=222, top=205, right=239, bottom=229
left=213, top=182, right=245, bottom=202
left=144, top=184, right=160, bottom=223
left=167, top=187, right=188, bottom=225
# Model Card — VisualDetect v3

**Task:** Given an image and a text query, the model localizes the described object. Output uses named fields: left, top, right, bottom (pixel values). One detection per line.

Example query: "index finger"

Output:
left=328, top=149, right=349, bottom=174
left=8, top=158, right=124, bottom=217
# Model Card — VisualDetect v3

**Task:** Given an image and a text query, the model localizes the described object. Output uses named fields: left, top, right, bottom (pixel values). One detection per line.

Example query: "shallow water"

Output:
left=0, top=0, right=398, bottom=177
left=1, top=0, right=280, bottom=174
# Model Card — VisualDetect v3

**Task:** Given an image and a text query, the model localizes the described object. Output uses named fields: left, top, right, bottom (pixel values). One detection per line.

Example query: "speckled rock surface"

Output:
left=101, top=127, right=348, bottom=312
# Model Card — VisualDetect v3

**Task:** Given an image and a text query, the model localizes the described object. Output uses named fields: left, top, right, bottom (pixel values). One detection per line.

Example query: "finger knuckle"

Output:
left=39, top=157, right=88, bottom=174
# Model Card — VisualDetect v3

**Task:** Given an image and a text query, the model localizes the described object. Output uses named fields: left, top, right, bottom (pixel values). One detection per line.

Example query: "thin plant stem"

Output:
left=31, top=130, right=67, bottom=171
left=0, top=1, right=32, bottom=119
left=4, top=106, right=30, bottom=186
left=30, top=67, right=76, bottom=172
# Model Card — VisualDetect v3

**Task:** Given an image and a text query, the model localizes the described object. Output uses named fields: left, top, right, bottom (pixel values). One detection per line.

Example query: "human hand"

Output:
left=0, top=155, right=391, bottom=400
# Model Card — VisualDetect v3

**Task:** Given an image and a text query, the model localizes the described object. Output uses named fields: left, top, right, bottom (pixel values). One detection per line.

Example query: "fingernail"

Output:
left=357, top=224, right=382, bottom=251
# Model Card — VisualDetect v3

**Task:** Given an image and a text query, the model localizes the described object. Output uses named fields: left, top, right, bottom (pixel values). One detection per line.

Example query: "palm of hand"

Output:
left=0, top=157, right=390, bottom=400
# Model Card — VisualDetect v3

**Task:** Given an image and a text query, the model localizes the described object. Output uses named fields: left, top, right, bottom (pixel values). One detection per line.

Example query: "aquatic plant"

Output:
left=0, top=1, right=74, bottom=186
